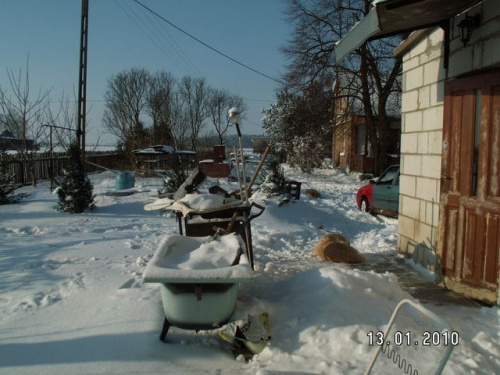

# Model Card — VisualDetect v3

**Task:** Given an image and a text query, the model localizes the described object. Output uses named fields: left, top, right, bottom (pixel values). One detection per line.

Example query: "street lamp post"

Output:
left=228, top=107, right=248, bottom=202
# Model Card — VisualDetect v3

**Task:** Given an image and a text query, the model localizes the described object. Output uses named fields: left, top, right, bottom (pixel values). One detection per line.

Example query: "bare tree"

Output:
left=103, top=68, right=151, bottom=156
left=178, top=76, right=210, bottom=151
left=0, top=59, right=51, bottom=186
left=45, top=91, right=79, bottom=151
left=169, top=90, right=190, bottom=150
left=197, top=129, right=218, bottom=152
left=101, top=68, right=248, bottom=155
left=147, top=71, right=176, bottom=145
left=282, top=0, right=402, bottom=174
left=208, top=88, right=246, bottom=145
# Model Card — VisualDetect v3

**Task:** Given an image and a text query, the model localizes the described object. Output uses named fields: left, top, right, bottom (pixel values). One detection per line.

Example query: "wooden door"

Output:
left=439, top=71, right=500, bottom=304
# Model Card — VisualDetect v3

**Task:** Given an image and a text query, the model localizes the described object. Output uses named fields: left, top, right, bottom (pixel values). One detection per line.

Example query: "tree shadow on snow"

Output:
left=0, top=331, right=233, bottom=367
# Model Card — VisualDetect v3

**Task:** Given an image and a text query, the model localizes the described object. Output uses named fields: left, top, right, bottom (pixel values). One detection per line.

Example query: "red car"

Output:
left=356, top=165, right=400, bottom=217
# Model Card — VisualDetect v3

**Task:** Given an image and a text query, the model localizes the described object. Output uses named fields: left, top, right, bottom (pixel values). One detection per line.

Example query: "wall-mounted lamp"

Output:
left=457, top=14, right=481, bottom=47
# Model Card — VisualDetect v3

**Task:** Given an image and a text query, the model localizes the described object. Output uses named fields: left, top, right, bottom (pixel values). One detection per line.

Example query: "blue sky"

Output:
left=0, top=0, right=291, bottom=145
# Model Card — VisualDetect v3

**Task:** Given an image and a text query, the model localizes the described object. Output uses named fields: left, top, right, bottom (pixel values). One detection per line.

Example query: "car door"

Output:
left=372, top=165, right=400, bottom=214
left=387, top=168, right=400, bottom=214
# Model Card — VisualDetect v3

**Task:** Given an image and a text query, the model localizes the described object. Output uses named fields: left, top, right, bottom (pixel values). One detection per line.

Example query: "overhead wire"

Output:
left=132, top=0, right=285, bottom=86
left=246, top=119, right=264, bottom=127
left=67, top=1, right=279, bottom=119
left=242, top=98, right=275, bottom=103
left=131, top=1, right=202, bottom=76
left=121, top=0, right=192, bottom=75
left=50, top=98, right=273, bottom=104
left=114, top=0, right=193, bottom=76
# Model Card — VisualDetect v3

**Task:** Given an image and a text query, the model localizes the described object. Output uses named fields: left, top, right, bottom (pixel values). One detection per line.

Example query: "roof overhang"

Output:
left=335, top=0, right=483, bottom=63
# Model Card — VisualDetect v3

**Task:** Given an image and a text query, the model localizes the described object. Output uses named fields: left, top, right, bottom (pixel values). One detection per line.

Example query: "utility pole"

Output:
left=77, top=0, right=89, bottom=163
left=48, top=125, right=54, bottom=190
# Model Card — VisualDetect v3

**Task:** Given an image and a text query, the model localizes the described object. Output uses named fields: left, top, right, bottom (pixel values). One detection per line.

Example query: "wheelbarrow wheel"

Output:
left=160, top=317, right=171, bottom=342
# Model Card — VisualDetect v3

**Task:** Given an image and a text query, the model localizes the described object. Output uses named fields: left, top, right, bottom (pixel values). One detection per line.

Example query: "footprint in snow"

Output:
left=118, top=278, right=142, bottom=290
left=13, top=274, right=85, bottom=312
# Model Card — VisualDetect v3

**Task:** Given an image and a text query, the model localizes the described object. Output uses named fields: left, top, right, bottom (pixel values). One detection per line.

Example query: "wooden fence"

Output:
left=0, top=151, right=124, bottom=185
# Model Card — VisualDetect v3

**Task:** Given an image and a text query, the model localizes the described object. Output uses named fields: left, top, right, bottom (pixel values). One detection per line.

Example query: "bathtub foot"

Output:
left=160, top=317, right=171, bottom=342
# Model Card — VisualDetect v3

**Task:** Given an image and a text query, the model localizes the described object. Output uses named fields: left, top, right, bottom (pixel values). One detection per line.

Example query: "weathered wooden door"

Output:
left=439, top=71, right=500, bottom=304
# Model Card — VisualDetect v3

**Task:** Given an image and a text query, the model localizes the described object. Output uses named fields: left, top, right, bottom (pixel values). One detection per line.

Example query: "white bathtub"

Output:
left=143, top=233, right=253, bottom=341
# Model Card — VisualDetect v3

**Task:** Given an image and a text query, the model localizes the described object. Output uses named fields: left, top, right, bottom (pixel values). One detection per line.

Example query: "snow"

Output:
left=132, top=145, right=195, bottom=155
left=142, top=234, right=252, bottom=282
left=179, top=193, right=225, bottom=210
left=157, top=234, right=242, bottom=270
left=0, top=168, right=499, bottom=375
left=133, top=145, right=175, bottom=154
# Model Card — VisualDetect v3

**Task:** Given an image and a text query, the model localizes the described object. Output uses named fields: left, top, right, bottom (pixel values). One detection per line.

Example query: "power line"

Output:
left=132, top=0, right=285, bottom=86
left=115, top=0, right=193, bottom=76
left=243, top=98, right=275, bottom=103
left=245, top=119, right=264, bottom=127
left=132, top=2, right=201, bottom=76
left=50, top=97, right=273, bottom=104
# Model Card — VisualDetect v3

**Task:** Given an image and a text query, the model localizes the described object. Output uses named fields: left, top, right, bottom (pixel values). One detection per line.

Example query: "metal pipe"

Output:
left=235, top=123, right=248, bottom=203
left=233, top=146, right=243, bottom=200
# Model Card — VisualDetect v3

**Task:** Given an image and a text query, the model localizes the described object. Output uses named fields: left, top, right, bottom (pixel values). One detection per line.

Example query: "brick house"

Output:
left=331, top=79, right=401, bottom=174
left=337, top=0, right=500, bottom=304
left=332, top=113, right=400, bottom=173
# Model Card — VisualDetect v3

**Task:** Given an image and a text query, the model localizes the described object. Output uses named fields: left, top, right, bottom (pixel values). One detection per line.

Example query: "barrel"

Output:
left=115, top=171, right=135, bottom=190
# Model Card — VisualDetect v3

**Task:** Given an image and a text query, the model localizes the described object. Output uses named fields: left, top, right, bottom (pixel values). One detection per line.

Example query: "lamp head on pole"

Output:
left=228, top=107, right=241, bottom=125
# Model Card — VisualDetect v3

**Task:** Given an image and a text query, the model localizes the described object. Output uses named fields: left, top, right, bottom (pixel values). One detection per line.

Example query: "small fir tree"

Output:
left=158, top=157, right=187, bottom=196
left=260, top=158, right=287, bottom=197
left=57, top=142, right=95, bottom=213
left=0, top=172, right=19, bottom=204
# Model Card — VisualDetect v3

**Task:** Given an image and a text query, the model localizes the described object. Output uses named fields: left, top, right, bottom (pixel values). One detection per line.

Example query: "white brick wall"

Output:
left=398, top=27, right=444, bottom=268
left=415, top=177, right=439, bottom=201
left=401, top=133, right=418, bottom=153
left=403, top=111, right=423, bottom=133
left=400, top=175, right=416, bottom=196
left=428, top=131, right=442, bottom=154
left=423, top=59, right=444, bottom=85
left=405, top=66, right=424, bottom=91
left=422, top=106, right=443, bottom=131
left=401, top=90, right=420, bottom=113
left=417, top=133, right=428, bottom=154
left=402, top=154, right=421, bottom=176
left=421, top=155, right=441, bottom=179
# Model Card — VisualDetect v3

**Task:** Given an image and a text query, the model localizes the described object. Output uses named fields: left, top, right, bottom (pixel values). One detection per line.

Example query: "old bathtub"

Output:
left=143, top=233, right=253, bottom=341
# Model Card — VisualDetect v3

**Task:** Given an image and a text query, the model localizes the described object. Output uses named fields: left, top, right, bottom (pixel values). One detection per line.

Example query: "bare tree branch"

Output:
left=0, top=57, right=51, bottom=185
left=178, top=76, right=210, bottom=151
left=281, top=0, right=403, bottom=173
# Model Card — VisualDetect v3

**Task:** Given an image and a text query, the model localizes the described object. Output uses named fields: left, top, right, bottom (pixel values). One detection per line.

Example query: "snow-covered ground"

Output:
left=0, top=167, right=498, bottom=375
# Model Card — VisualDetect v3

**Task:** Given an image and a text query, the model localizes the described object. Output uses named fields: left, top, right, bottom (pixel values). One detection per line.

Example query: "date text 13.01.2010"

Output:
left=367, top=331, right=460, bottom=347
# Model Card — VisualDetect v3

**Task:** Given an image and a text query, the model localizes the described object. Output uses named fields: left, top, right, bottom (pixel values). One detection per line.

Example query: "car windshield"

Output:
left=377, top=166, right=399, bottom=185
